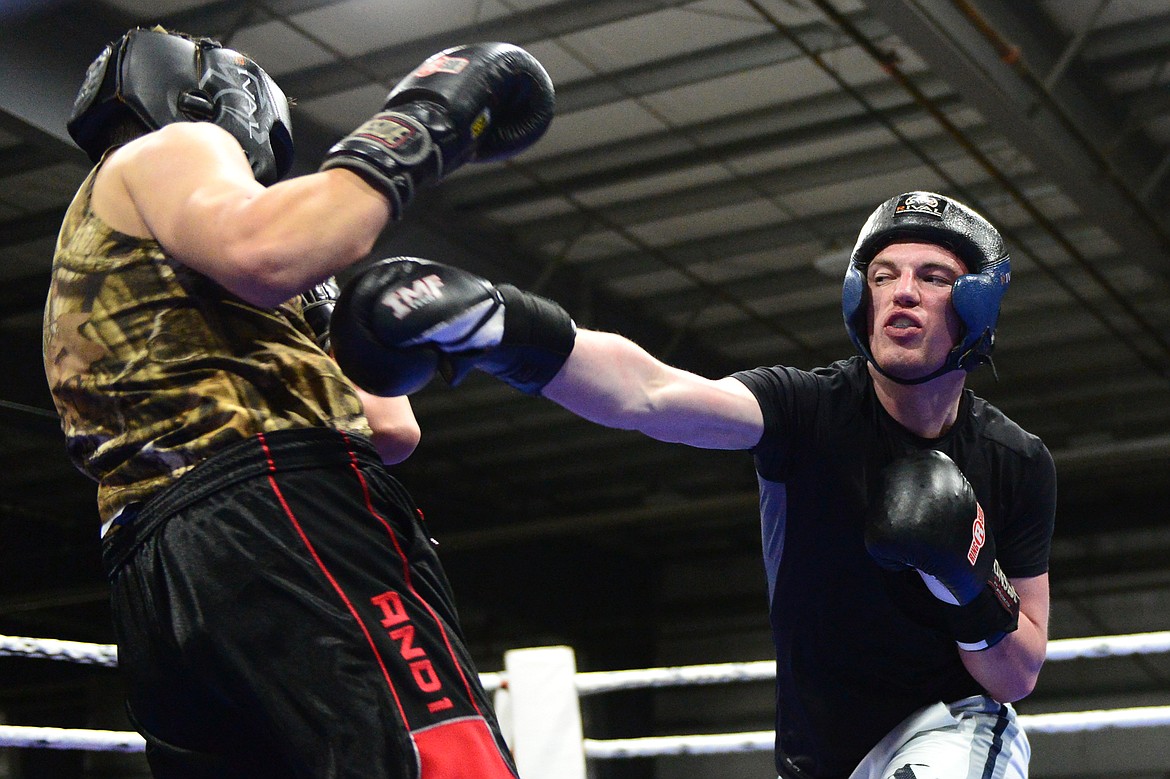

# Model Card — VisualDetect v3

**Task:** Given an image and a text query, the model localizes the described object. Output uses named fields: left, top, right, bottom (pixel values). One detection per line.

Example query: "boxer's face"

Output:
left=865, top=242, right=965, bottom=382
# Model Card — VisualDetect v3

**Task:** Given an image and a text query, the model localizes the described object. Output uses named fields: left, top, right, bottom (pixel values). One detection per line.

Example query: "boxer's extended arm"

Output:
left=329, top=257, right=763, bottom=451
left=543, top=330, right=763, bottom=450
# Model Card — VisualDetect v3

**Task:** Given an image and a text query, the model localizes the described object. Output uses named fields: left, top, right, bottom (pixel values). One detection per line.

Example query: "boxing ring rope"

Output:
left=2, top=631, right=1170, bottom=767
left=0, top=634, right=118, bottom=668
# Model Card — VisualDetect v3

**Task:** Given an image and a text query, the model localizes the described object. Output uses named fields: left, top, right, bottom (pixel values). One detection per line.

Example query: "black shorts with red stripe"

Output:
left=102, top=427, right=517, bottom=779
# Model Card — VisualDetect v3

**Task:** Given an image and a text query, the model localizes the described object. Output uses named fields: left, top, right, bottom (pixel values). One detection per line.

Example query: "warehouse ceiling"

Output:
left=1, top=0, right=1169, bottom=769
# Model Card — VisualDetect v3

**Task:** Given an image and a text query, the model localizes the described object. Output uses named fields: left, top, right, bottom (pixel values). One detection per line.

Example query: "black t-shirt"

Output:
left=732, top=356, right=1056, bottom=778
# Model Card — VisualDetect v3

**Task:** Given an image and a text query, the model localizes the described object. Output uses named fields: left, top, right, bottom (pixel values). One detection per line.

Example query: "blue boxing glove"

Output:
left=319, top=42, right=554, bottom=217
left=865, top=450, right=1021, bottom=651
left=330, top=258, right=576, bottom=397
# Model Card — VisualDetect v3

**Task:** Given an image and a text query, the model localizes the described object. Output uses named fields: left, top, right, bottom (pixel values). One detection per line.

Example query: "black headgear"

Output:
left=841, top=191, right=1011, bottom=384
left=67, top=28, right=293, bottom=185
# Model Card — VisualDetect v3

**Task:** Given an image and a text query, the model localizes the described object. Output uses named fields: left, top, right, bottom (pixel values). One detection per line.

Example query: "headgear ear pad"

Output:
left=842, top=192, right=1011, bottom=384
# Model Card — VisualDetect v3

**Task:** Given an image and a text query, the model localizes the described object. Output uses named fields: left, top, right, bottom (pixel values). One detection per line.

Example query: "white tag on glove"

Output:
left=918, top=570, right=962, bottom=606
left=409, top=298, right=506, bottom=351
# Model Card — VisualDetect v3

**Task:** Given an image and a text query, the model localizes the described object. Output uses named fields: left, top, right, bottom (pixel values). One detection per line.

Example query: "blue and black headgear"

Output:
left=842, top=191, right=1011, bottom=385
left=67, top=27, right=294, bottom=186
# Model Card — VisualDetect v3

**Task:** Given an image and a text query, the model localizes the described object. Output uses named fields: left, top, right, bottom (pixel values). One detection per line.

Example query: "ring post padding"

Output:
left=492, top=677, right=513, bottom=750
left=504, top=645, right=587, bottom=779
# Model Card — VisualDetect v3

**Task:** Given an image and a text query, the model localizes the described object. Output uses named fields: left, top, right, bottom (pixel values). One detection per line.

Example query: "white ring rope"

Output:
left=5, top=630, right=1170, bottom=682
left=582, top=704, right=1170, bottom=759
left=0, top=634, right=118, bottom=667
left=0, top=726, right=145, bottom=752
left=1043, top=630, right=1170, bottom=661
left=2, top=630, right=1168, bottom=753
left=586, top=730, right=773, bottom=758
left=1018, top=705, right=1170, bottom=733
left=575, top=630, right=1170, bottom=695
left=576, top=659, right=773, bottom=695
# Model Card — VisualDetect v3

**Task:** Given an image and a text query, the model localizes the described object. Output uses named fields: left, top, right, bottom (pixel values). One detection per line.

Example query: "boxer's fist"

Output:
left=385, top=42, right=555, bottom=164
left=329, top=258, right=490, bottom=396
left=320, top=43, right=554, bottom=217
left=865, top=450, right=1020, bottom=650
left=331, top=258, right=575, bottom=396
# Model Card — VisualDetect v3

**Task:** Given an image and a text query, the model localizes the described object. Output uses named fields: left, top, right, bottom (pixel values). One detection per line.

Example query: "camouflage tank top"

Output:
left=43, top=163, right=371, bottom=526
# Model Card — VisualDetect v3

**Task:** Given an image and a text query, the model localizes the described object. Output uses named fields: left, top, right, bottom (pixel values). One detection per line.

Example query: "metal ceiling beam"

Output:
left=444, top=79, right=961, bottom=212
left=273, top=0, right=696, bottom=99
left=862, top=0, right=1170, bottom=281
left=548, top=11, right=888, bottom=115
left=0, top=1, right=735, bottom=396
left=1038, top=0, right=1111, bottom=92
left=158, top=0, right=342, bottom=35
left=551, top=205, right=871, bottom=278
left=1079, top=11, right=1170, bottom=66
left=0, top=1, right=571, bottom=298
left=981, top=0, right=1169, bottom=183
left=267, top=5, right=885, bottom=114
left=495, top=121, right=996, bottom=248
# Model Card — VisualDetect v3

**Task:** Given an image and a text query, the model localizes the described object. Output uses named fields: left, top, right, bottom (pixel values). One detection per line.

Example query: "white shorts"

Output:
left=847, top=695, right=1030, bottom=779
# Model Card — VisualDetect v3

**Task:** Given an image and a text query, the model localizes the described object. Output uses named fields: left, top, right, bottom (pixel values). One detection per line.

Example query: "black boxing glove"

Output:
left=300, top=276, right=340, bottom=351
left=865, top=450, right=1021, bottom=651
left=319, top=42, right=554, bottom=217
left=330, top=257, right=575, bottom=397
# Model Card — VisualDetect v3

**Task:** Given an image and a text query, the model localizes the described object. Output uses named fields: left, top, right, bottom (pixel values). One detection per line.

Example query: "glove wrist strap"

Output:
left=441, top=284, right=576, bottom=395
left=319, top=110, right=442, bottom=218
left=947, top=561, right=1021, bottom=651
